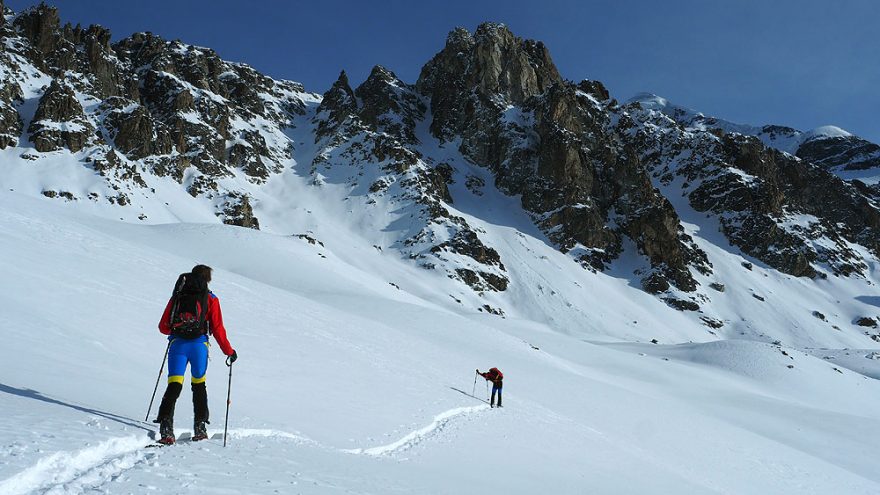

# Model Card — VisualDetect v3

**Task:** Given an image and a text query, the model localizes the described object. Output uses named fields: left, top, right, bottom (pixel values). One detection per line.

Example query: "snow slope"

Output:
left=3, top=192, right=880, bottom=494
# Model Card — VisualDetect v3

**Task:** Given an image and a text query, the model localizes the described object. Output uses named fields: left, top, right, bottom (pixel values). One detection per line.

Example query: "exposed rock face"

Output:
left=624, top=100, right=880, bottom=279
left=28, top=80, right=93, bottom=152
left=1, top=3, right=314, bottom=225
left=315, top=71, right=357, bottom=139
left=12, top=4, right=61, bottom=60
left=101, top=98, right=166, bottom=159
left=418, top=24, right=561, bottom=140
left=313, top=62, right=509, bottom=292
left=12, top=5, right=128, bottom=97
left=857, top=317, right=878, bottom=328
left=356, top=65, right=425, bottom=145
left=0, top=78, right=23, bottom=149
left=796, top=135, right=880, bottom=171
left=629, top=94, right=880, bottom=181
left=220, top=192, right=260, bottom=229
left=416, top=23, right=706, bottom=294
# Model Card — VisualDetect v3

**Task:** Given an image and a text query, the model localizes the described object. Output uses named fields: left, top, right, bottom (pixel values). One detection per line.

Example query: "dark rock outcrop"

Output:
left=356, top=65, right=425, bottom=145
left=417, top=24, right=561, bottom=141
left=28, top=80, right=93, bottom=152
left=101, top=99, right=165, bottom=159
left=625, top=100, right=880, bottom=280
left=13, top=4, right=61, bottom=59
left=221, top=192, right=260, bottom=229
left=315, top=71, right=357, bottom=139
left=0, top=78, right=23, bottom=148
left=797, top=135, right=880, bottom=172
left=312, top=54, right=509, bottom=293
left=857, top=316, right=877, bottom=328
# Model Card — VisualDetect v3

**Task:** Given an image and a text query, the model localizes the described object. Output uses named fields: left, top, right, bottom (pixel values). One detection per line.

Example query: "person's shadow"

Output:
left=449, top=386, right=489, bottom=404
left=0, top=383, right=151, bottom=432
left=856, top=295, right=880, bottom=308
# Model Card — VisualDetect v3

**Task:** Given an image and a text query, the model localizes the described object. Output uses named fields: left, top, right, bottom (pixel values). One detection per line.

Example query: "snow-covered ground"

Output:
left=3, top=191, right=880, bottom=494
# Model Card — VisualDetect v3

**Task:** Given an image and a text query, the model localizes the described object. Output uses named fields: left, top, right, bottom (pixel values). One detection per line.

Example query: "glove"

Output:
left=475, top=369, right=480, bottom=374
left=227, top=350, right=238, bottom=366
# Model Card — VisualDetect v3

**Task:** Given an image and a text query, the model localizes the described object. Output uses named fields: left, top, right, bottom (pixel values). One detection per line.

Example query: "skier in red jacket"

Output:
left=154, top=265, right=237, bottom=444
left=477, top=367, right=503, bottom=408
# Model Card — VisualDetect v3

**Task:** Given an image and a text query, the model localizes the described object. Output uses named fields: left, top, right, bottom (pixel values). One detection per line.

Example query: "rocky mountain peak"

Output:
left=12, top=3, right=60, bottom=56
left=413, top=24, right=708, bottom=298
left=362, top=64, right=397, bottom=85
left=443, top=26, right=474, bottom=51
left=471, top=22, right=561, bottom=101
left=416, top=23, right=562, bottom=141
left=355, top=65, right=425, bottom=144
left=315, top=70, right=357, bottom=138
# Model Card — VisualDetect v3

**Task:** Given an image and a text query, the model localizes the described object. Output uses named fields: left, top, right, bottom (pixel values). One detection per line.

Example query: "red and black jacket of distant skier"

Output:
left=481, top=367, right=503, bottom=384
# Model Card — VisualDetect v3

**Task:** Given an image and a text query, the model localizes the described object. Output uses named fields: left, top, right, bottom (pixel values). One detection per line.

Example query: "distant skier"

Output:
left=477, top=367, right=503, bottom=408
left=154, top=265, right=238, bottom=444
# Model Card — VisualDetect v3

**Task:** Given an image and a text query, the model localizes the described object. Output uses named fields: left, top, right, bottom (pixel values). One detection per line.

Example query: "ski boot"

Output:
left=193, top=420, right=208, bottom=442
left=157, top=417, right=175, bottom=445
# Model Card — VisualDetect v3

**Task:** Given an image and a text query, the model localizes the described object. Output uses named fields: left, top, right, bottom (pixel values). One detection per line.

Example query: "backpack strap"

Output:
left=168, top=273, right=187, bottom=330
left=199, top=291, right=210, bottom=335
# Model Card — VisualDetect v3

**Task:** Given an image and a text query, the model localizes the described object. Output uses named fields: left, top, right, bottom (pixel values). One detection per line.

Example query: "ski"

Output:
left=146, top=432, right=193, bottom=447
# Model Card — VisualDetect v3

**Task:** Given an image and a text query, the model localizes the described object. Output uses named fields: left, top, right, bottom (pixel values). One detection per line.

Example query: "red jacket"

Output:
left=159, top=292, right=234, bottom=356
left=480, top=368, right=503, bottom=384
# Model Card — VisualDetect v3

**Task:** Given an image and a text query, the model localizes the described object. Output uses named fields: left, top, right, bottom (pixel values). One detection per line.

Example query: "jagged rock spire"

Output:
left=28, top=79, right=93, bottom=152
left=315, top=70, right=357, bottom=138
left=419, top=23, right=561, bottom=103
left=355, top=65, right=425, bottom=144
left=417, top=22, right=562, bottom=141
left=13, top=3, right=61, bottom=56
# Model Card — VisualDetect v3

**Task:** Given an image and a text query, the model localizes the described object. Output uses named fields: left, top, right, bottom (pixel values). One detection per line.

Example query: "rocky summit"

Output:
left=2, top=4, right=879, bottom=325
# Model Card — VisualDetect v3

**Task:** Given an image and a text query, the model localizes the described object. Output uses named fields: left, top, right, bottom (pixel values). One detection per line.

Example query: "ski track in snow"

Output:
left=0, top=414, right=489, bottom=494
left=0, top=435, right=151, bottom=495
left=344, top=405, right=489, bottom=457
left=0, top=428, right=321, bottom=495
left=225, top=428, right=321, bottom=447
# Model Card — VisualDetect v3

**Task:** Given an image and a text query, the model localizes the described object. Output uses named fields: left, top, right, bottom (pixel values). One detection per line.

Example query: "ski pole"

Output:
left=486, top=380, right=489, bottom=400
left=145, top=341, right=171, bottom=422
left=472, top=371, right=478, bottom=396
left=223, top=355, right=234, bottom=447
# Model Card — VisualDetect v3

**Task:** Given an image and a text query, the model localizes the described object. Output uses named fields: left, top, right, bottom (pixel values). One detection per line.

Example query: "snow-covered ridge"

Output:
left=804, top=124, right=853, bottom=140
left=627, top=93, right=880, bottom=175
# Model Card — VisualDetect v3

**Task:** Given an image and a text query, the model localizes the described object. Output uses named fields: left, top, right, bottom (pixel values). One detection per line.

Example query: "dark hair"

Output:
left=192, top=264, right=213, bottom=283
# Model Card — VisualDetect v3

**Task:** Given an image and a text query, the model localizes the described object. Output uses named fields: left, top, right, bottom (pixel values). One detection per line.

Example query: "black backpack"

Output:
left=167, top=272, right=210, bottom=339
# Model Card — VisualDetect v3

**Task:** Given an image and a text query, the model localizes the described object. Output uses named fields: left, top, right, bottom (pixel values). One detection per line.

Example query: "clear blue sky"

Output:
left=8, top=0, right=880, bottom=142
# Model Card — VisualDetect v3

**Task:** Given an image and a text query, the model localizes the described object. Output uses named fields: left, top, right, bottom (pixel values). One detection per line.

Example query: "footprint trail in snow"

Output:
left=344, top=405, right=490, bottom=456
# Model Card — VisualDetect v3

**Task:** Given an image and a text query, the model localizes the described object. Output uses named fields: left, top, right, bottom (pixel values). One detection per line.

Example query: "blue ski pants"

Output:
left=167, top=336, right=209, bottom=385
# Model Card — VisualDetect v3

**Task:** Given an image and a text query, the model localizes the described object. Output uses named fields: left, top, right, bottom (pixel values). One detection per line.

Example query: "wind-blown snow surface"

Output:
left=3, top=192, right=880, bottom=494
